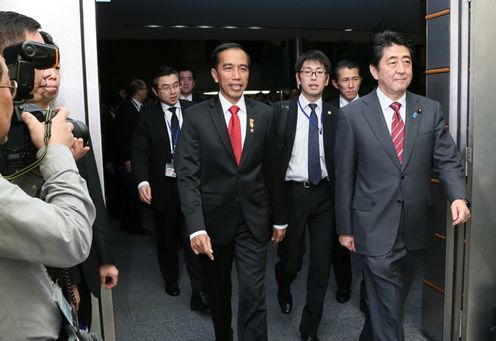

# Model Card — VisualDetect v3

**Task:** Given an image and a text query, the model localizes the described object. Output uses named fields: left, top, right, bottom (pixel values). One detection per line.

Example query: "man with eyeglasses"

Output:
left=273, top=50, right=338, bottom=341
left=131, top=66, right=208, bottom=311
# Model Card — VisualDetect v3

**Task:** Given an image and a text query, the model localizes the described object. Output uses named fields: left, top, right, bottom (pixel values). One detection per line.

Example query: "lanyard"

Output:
left=297, top=99, right=323, bottom=135
left=165, top=112, right=180, bottom=156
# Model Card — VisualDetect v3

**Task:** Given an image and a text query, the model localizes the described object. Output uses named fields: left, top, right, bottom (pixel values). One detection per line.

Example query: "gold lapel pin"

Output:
left=249, top=118, right=255, bottom=133
left=327, top=110, right=332, bottom=115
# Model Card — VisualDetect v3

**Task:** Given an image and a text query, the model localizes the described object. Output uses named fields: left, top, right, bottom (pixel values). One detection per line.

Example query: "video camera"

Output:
left=0, top=41, right=89, bottom=176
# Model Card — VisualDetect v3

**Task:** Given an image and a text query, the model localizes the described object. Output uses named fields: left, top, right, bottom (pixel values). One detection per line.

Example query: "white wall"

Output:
left=2, top=0, right=103, bottom=179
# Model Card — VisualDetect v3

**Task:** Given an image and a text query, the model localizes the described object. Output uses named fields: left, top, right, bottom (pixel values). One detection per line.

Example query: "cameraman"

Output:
left=0, top=51, right=95, bottom=340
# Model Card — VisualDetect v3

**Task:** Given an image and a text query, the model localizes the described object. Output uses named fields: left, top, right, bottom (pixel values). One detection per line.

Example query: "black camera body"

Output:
left=0, top=41, right=89, bottom=176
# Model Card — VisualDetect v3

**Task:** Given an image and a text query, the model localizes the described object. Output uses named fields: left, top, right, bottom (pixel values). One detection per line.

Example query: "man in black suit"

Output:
left=179, top=66, right=199, bottom=103
left=273, top=50, right=337, bottom=341
left=131, top=66, right=208, bottom=310
left=335, top=31, right=471, bottom=341
left=329, top=59, right=366, bottom=307
left=176, top=43, right=287, bottom=341
left=115, top=79, right=149, bottom=234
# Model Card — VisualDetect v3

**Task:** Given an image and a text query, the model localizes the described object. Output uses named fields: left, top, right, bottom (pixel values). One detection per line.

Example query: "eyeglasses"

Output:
left=0, top=80, right=17, bottom=98
left=299, top=69, right=327, bottom=78
left=157, top=83, right=180, bottom=92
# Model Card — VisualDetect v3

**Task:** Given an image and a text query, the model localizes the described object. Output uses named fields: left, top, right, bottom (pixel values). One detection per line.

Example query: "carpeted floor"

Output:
left=111, top=226, right=428, bottom=341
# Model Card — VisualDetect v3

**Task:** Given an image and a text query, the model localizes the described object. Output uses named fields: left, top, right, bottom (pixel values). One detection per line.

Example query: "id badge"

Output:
left=165, top=162, right=176, bottom=178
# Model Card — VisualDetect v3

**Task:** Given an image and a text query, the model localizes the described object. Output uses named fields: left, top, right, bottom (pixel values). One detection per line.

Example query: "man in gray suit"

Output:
left=335, top=31, right=471, bottom=341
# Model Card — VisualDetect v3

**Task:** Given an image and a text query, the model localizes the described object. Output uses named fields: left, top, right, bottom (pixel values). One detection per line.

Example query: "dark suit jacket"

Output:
left=115, top=99, right=140, bottom=165
left=47, top=149, right=115, bottom=298
left=335, top=90, right=466, bottom=256
left=131, top=100, right=192, bottom=212
left=176, top=96, right=286, bottom=245
left=272, top=99, right=339, bottom=183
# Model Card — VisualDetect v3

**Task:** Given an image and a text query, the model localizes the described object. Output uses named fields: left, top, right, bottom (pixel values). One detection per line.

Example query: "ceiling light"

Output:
left=247, top=26, right=263, bottom=30
left=197, top=25, right=214, bottom=29
left=222, top=26, right=237, bottom=29
left=95, top=0, right=111, bottom=2
left=344, top=28, right=353, bottom=32
left=144, top=25, right=162, bottom=28
left=172, top=25, right=188, bottom=29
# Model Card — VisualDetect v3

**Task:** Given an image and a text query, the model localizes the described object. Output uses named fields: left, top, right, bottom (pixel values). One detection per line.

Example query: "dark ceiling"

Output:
left=96, top=0, right=425, bottom=42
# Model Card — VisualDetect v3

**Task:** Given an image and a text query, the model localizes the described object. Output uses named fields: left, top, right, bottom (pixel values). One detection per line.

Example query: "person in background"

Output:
left=179, top=66, right=198, bottom=103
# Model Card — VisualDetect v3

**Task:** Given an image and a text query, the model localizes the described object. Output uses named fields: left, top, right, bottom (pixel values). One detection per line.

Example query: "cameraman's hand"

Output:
left=22, top=107, right=74, bottom=149
left=70, top=138, right=90, bottom=161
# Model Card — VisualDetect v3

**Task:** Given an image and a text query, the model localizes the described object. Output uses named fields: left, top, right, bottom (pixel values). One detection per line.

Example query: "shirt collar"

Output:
left=298, top=94, right=322, bottom=111
left=376, top=87, right=406, bottom=112
left=180, top=94, right=193, bottom=101
left=130, top=97, right=142, bottom=109
left=339, top=94, right=359, bottom=108
left=218, top=92, right=246, bottom=114
left=160, top=101, right=181, bottom=114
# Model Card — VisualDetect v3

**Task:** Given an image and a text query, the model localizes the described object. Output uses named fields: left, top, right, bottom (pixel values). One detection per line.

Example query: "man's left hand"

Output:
left=451, top=199, right=471, bottom=226
left=271, top=227, right=286, bottom=245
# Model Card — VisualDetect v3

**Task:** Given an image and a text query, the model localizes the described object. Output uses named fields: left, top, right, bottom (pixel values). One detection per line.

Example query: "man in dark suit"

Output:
left=273, top=50, right=337, bottom=341
left=335, top=31, right=471, bottom=341
left=179, top=66, right=199, bottom=103
left=176, top=43, right=287, bottom=341
left=131, top=66, right=208, bottom=311
left=115, top=79, right=149, bottom=234
left=329, top=60, right=367, bottom=309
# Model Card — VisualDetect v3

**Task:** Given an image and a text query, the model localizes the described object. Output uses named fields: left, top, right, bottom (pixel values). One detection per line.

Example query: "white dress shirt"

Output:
left=375, top=87, right=406, bottom=134
left=339, top=94, right=359, bottom=108
left=130, top=97, right=143, bottom=111
left=285, top=94, right=328, bottom=182
left=180, top=94, right=193, bottom=101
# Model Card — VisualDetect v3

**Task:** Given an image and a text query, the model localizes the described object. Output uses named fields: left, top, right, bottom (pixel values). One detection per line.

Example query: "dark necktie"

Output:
left=390, top=102, right=405, bottom=163
left=307, top=103, right=321, bottom=185
left=168, top=107, right=179, bottom=141
left=228, top=105, right=242, bottom=166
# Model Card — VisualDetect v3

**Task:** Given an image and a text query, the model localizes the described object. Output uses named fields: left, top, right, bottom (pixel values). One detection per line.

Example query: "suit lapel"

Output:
left=208, top=97, right=236, bottom=163
left=284, top=99, right=298, bottom=165
left=153, top=103, right=172, bottom=153
left=239, top=99, right=257, bottom=168
left=362, top=93, right=401, bottom=169
left=402, top=92, right=422, bottom=169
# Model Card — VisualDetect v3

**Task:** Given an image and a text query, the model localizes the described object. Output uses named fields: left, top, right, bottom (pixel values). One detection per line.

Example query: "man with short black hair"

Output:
left=176, top=42, right=287, bottom=341
left=335, top=30, right=471, bottom=340
left=179, top=66, right=197, bottom=102
left=273, top=49, right=337, bottom=341
left=131, top=65, right=208, bottom=310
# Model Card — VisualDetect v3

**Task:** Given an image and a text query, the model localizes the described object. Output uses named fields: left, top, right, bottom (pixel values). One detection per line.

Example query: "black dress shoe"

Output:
left=336, top=288, right=351, bottom=303
left=359, top=297, right=369, bottom=314
left=190, top=291, right=210, bottom=312
left=300, top=334, right=320, bottom=341
left=277, top=291, right=292, bottom=314
left=165, top=282, right=180, bottom=296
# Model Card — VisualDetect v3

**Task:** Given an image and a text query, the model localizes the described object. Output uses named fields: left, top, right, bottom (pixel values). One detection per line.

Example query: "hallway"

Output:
left=111, top=225, right=428, bottom=341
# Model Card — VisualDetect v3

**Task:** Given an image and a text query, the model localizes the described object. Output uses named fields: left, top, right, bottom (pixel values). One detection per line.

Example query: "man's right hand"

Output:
left=138, top=184, right=152, bottom=205
left=339, top=234, right=356, bottom=252
left=190, top=234, right=214, bottom=261
left=22, top=107, right=74, bottom=149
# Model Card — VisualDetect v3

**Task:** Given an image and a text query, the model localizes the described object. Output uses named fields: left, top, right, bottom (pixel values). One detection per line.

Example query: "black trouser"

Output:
left=200, top=215, right=268, bottom=341
left=275, top=180, right=334, bottom=336
left=332, top=233, right=352, bottom=290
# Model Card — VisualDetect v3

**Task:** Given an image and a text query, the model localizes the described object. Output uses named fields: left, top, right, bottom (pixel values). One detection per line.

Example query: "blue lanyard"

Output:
left=297, top=99, right=323, bottom=135
left=165, top=112, right=180, bottom=156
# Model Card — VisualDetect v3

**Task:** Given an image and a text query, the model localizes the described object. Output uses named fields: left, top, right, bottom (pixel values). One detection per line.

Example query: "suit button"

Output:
left=397, top=199, right=404, bottom=203
left=401, top=175, right=406, bottom=180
